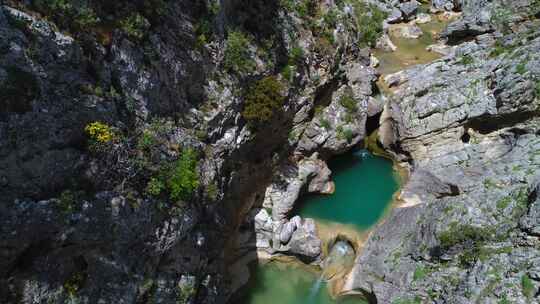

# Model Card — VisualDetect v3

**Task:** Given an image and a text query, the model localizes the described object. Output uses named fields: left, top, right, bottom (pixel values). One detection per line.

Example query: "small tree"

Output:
left=167, top=148, right=199, bottom=201
left=242, top=76, right=285, bottom=125
left=223, top=30, right=254, bottom=74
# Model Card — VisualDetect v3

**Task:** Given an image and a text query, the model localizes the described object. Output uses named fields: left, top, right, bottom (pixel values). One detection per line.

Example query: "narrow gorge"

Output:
left=0, top=0, right=539, bottom=304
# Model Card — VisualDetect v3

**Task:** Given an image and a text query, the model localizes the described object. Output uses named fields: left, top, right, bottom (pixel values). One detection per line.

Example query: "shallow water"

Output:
left=374, top=17, right=449, bottom=76
left=240, top=263, right=368, bottom=304
left=296, top=150, right=399, bottom=230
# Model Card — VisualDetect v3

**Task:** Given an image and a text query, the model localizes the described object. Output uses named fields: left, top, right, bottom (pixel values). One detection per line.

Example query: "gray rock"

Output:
left=399, top=1, right=419, bottom=21
left=288, top=218, right=322, bottom=260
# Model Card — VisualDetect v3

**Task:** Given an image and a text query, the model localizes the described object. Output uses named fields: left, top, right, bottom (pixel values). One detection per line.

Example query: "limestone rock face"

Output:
left=344, top=5, right=540, bottom=302
left=0, top=0, right=374, bottom=302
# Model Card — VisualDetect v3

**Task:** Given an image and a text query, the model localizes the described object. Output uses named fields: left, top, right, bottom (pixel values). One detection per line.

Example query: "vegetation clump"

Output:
left=145, top=148, right=200, bottom=203
left=351, top=1, right=387, bottom=46
left=85, top=122, right=114, bottom=143
left=437, top=224, right=502, bottom=267
left=521, top=274, right=535, bottom=298
left=224, top=30, right=254, bottom=74
left=339, top=93, right=357, bottom=112
left=242, top=76, right=286, bottom=125
left=168, top=148, right=200, bottom=201
left=145, top=177, right=165, bottom=196
left=64, top=272, right=85, bottom=298
left=120, top=13, right=149, bottom=40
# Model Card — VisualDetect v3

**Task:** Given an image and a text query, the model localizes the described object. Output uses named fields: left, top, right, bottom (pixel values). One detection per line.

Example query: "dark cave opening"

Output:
left=461, top=131, right=471, bottom=143
left=366, top=111, right=382, bottom=136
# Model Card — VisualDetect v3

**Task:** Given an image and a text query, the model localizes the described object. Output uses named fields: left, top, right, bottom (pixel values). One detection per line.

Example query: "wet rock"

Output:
left=415, top=13, right=432, bottom=24
left=390, top=23, right=423, bottom=39
left=288, top=218, right=321, bottom=260
left=399, top=1, right=420, bottom=21
left=376, top=34, right=398, bottom=51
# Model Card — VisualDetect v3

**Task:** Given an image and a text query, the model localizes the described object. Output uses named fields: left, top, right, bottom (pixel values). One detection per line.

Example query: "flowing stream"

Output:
left=239, top=9, right=453, bottom=304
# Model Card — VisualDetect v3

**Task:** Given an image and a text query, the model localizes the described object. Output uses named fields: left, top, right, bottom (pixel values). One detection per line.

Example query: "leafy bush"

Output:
left=120, top=13, right=149, bottom=40
left=85, top=122, right=114, bottom=143
left=59, top=190, right=76, bottom=214
left=438, top=224, right=494, bottom=250
left=339, top=93, right=357, bottom=112
left=137, top=130, right=158, bottom=151
left=337, top=126, right=354, bottom=143
left=167, top=148, right=199, bottom=201
left=413, top=266, right=427, bottom=281
left=206, top=182, right=219, bottom=201
left=32, top=0, right=99, bottom=30
left=64, top=272, right=85, bottom=298
left=224, top=30, right=254, bottom=74
left=522, top=274, right=535, bottom=298
left=320, top=118, right=331, bottom=130
left=146, top=177, right=165, bottom=196
left=289, top=46, right=304, bottom=65
left=281, top=65, right=293, bottom=82
left=351, top=1, right=387, bottom=46
left=460, top=54, right=474, bottom=65
left=242, top=76, right=286, bottom=124
left=535, top=80, right=540, bottom=99
left=296, top=0, right=319, bottom=17
left=516, top=62, right=527, bottom=75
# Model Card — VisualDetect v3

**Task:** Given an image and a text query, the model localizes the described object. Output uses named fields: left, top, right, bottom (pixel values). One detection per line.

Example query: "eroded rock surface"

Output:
left=345, top=2, right=540, bottom=302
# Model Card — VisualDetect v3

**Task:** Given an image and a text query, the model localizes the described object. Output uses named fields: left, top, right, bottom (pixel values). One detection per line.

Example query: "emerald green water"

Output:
left=240, top=263, right=367, bottom=304
left=297, top=150, right=399, bottom=230
left=239, top=150, right=399, bottom=304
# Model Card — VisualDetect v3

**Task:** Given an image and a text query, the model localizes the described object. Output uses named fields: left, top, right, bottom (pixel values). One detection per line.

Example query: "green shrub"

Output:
left=295, top=0, right=319, bottom=17
left=323, top=8, right=339, bottom=28
left=280, top=0, right=295, bottom=11
left=64, top=272, right=85, bottom=298
left=177, top=284, right=196, bottom=304
left=535, top=80, right=540, bottom=99
left=281, top=65, right=293, bottom=82
left=224, top=30, right=254, bottom=74
left=120, top=13, right=149, bottom=40
left=521, top=274, right=535, bottom=298
left=392, top=296, right=422, bottom=304
left=516, top=62, right=527, bottom=75
left=33, top=0, right=99, bottom=31
left=206, top=182, right=219, bottom=201
left=167, top=148, right=199, bottom=201
left=320, top=118, right=331, bottom=130
left=460, top=54, right=474, bottom=65
left=413, top=266, right=427, bottom=281
left=242, top=76, right=285, bottom=124
left=137, top=130, right=158, bottom=150
left=59, top=190, right=76, bottom=214
left=438, top=224, right=494, bottom=250
left=489, top=40, right=514, bottom=58
left=289, top=46, right=304, bottom=65
left=496, top=197, right=511, bottom=210
left=351, top=1, right=387, bottom=46
left=337, top=127, right=354, bottom=143
left=339, top=93, right=357, bottom=112
left=146, top=177, right=165, bottom=196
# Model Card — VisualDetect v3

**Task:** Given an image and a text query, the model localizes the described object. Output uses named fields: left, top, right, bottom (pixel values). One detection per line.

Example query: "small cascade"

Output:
left=308, top=274, right=326, bottom=303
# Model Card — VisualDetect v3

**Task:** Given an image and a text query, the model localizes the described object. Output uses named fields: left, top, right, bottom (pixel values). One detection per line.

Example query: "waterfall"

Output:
left=307, top=273, right=325, bottom=303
